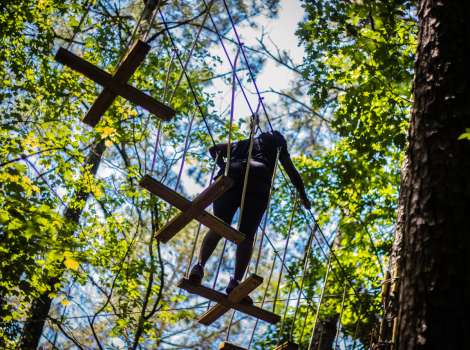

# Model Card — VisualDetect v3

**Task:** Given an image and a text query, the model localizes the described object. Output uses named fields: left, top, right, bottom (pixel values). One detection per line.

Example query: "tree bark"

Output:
left=19, top=140, right=105, bottom=350
left=396, top=1, right=470, bottom=349
left=309, top=314, right=338, bottom=350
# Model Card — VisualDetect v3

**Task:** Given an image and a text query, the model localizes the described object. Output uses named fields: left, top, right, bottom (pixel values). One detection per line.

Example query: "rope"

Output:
left=167, top=0, right=215, bottom=105
left=220, top=0, right=274, bottom=132
left=247, top=255, right=277, bottom=348
left=201, top=0, right=258, bottom=121
left=2, top=303, right=210, bottom=324
left=150, top=120, right=162, bottom=173
left=158, top=8, right=216, bottom=146
left=308, top=248, right=333, bottom=349
left=142, top=0, right=162, bottom=41
left=289, top=224, right=315, bottom=341
left=224, top=46, right=241, bottom=176
left=225, top=105, right=262, bottom=342
left=254, top=149, right=280, bottom=274
left=272, top=197, right=298, bottom=314
left=185, top=155, right=219, bottom=277
left=333, top=286, right=347, bottom=348
left=174, top=113, right=195, bottom=192
left=277, top=279, right=294, bottom=344
left=66, top=0, right=94, bottom=51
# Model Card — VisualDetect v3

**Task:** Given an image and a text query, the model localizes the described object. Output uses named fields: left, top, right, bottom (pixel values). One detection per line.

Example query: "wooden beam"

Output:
left=84, top=40, right=151, bottom=126
left=218, top=342, right=247, bottom=350
left=139, top=175, right=245, bottom=244
left=273, top=342, right=299, bottom=350
left=198, top=274, right=263, bottom=325
left=55, top=47, right=175, bottom=123
left=155, top=176, right=233, bottom=242
left=177, top=278, right=280, bottom=324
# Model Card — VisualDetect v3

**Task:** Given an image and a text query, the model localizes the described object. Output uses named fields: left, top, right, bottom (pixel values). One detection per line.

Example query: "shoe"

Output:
left=226, top=277, right=253, bottom=304
left=188, top=263, right=204, bottom=284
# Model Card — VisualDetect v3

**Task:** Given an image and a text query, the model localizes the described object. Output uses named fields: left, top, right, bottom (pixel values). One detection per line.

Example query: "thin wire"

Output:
left=158, top=8, right=216, bottom=146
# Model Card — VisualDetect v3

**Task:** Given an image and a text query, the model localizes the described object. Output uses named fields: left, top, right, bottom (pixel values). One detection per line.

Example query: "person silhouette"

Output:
left=189, top=130, right=310, bottom=300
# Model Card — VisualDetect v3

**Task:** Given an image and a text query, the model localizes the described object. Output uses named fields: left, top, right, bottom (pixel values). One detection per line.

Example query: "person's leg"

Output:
left=197, top=188, right=239, bottom=267
left=233, top=192, right=269, bottom=281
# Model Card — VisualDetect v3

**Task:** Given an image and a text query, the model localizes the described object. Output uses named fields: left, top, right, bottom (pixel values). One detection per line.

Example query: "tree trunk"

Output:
left=19, top=140, right=105, bottom=349
left=396, top=1, right=470, bottom=349
left=309, top=314, right=338, bottom=350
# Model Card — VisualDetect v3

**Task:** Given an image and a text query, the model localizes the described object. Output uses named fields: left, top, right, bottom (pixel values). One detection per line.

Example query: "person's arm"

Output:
left=209, top=143, right=228, bottom=166
left=279, top=152, right=311, bottom=209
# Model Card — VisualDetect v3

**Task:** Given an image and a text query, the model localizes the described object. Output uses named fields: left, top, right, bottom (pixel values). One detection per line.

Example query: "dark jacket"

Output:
left=209, top=131, right=306, bottom=196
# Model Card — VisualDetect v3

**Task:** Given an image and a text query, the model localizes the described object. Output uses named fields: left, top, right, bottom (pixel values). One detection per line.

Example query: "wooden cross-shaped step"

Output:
left=178, top=274, right=280, bottom=325
left=274, top=341, right=299, bottom=350
left=55, top=40, right=176, bottom=127
left=139, top=174, right=245, bottom=244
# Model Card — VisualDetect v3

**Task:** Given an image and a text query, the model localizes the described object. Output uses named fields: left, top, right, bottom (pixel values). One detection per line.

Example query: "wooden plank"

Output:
left=155, top=176, right=233, bottom=242
left=83, top=40, right=151, bottom=126
left=177, top=278, right=280, bottom=324
left=198, top=274, right=263, bottom=325
left=218, top=342, right=247, bottom=350
left=55, top=48, right=175, bottom=121
left=273, top=342, right=299, bottom=350
left=139, top=175, right=245, bottom=244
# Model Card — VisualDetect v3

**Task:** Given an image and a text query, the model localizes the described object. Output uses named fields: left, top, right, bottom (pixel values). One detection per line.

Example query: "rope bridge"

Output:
left=51, top=0, right=385, bottom=349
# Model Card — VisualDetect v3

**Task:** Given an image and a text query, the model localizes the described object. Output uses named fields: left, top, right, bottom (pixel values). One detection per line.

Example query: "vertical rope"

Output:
left=167, top=0, right=215, bottom=105
left=66, top=0, right=93, bottom=50
left=158, top=8, right=216, bottom=146
left=273, top=198, right=298, bottom=314
left=277, top=279, right=294, bottom=344
left=220, top=0, right=274, bottom=131
left=150, top=120, right=162, bottom=173
left=247, top=255, right=277, bottom=348
left=225, top=108, right=259, bottom=342
left=333, top=286, right=347, bottom=348
left=201, top=0, right=258, bottom=119
left=290, top=224, right=315, bottom=341
left=224, top=47, right=241, bottom=177
left=254, top=149, right=280, bottom=274
left=185, top=154, right=219, bottom=277
left=308, top=251, right=333, bottom=349
left=174, top=113, right=195, bottom=192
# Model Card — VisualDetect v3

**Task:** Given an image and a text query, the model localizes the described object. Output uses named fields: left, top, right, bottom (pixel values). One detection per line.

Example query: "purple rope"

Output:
left=201, top=0, right=259, bottom=122
left=221, top=0, right=274, bottom=131
left=150, top=121, right=162, bottom=173
left=225, top=46, right=241, bottom=175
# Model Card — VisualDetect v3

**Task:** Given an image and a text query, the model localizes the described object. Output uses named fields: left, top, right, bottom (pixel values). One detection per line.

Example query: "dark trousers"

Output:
left=198, top=185, right=270, bottom=281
